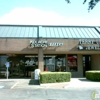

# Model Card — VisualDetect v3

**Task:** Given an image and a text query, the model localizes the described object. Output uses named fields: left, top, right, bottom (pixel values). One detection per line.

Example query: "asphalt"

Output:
left=0, top=78, right=100, bottom=100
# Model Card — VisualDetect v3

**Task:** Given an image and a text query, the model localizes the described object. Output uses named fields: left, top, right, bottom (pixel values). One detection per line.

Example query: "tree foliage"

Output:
left=65, top=0, right=100, bottom=11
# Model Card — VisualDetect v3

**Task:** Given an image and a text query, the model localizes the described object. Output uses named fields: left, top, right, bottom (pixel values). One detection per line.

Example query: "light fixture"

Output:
left=78, top=45, right=83, bottom=50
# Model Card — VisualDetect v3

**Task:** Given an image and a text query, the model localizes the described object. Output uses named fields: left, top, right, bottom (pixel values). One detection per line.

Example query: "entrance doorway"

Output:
left=83, top=55, right=91, bottom=76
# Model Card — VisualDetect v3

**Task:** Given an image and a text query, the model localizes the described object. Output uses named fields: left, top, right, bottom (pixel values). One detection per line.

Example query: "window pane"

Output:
left=68, top=55, right=77, bottom=71
left=44, top=55, right=66, bottom=72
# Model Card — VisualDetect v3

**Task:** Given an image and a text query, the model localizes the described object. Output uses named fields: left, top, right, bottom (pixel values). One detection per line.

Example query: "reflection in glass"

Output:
left=44, top=55, right=66, bottom=72
left=68, top=55, right=77, bottom=71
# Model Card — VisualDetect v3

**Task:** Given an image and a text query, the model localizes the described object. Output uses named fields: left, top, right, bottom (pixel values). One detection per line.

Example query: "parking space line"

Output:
left=11, top=81, right=19, bottom=89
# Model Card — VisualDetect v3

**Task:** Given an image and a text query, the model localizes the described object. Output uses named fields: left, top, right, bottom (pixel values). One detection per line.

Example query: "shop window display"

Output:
left=68, top=55, right=77, bottom=71
left=44, top=55, right=66, bottom=72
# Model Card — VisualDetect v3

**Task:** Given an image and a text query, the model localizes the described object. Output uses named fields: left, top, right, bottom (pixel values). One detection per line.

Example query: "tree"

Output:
left=65, top=0, right=100, bottom=11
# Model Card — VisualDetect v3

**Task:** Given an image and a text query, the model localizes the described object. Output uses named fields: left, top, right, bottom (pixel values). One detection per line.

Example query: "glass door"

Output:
left=24, top=55, right=38, bottom=77
left=83, top=55, right=91, bottom=76
left=55, top=55, right=66, bottom=72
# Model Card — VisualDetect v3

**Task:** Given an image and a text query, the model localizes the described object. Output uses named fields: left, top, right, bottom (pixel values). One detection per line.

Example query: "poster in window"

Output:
left=68, top=55, right=77, bottom=71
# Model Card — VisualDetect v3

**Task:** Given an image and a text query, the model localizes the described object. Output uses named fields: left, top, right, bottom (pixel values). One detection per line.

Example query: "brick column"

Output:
left=38, top=48, right=44, bottom=72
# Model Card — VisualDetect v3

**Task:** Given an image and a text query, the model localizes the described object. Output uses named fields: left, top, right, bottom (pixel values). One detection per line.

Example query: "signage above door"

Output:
left=78, top=39, right=100, bottom=50
left=30, top=40, right=63, bottom=48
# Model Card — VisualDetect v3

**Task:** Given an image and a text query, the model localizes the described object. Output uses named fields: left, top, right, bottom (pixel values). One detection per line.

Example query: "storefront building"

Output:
left=0, top=25, right=100, bottom=78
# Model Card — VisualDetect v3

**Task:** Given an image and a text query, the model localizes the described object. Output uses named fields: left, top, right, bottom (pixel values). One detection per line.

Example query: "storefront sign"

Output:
left=30, top=40, right=63, bottom=47
left=30, top=40, right=48, bottom=47
left=79, top=39, right=100, bottom=44
left=78, top=39, right=100, bottom=50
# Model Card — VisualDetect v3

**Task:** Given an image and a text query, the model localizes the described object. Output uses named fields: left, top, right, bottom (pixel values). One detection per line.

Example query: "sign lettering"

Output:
left=30, top=40, right=63, bottom=48
left=78, top=39, right=100, bottom=50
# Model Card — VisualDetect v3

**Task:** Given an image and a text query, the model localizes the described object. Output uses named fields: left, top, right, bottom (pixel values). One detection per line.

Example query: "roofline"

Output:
left=0, top=24, right=99, bottom=28
left=0, top=24, right=39, bottom=27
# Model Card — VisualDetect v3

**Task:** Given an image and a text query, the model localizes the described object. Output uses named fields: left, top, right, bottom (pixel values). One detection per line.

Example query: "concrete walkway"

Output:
left=0, top=78, right=100, bottom=89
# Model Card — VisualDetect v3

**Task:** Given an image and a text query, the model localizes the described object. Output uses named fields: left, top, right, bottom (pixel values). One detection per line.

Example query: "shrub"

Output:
left=86, top=70, right=100, bottom=81
left=40, top=72, right=71, bottom=84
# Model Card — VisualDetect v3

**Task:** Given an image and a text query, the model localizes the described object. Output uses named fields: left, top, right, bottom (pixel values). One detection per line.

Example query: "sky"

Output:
left=0, top=0, right=100, bottom=26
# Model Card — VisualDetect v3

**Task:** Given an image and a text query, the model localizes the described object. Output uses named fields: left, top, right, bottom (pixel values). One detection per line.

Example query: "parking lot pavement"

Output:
left=0, top=78, right=100, bottom=100
left=0, top=80, right=18, bottom=89
left=0, top=78, right=100, bottom=90
left=7, top=78, right=100, bottom=90
left=0, top=85, right=100, bottom=100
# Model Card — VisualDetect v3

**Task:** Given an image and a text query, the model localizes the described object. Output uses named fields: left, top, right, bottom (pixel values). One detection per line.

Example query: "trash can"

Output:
left=31, top=72, right=34, bottom=79
left=34, top=69, right=40, bottom=80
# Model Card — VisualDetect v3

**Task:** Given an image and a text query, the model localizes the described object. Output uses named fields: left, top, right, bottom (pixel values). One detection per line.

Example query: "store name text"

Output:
left=79, top=39, right=100, bottom=44
left=78, top=39, right=100, bottom=50
left=30, top=40, right=63, bottom=47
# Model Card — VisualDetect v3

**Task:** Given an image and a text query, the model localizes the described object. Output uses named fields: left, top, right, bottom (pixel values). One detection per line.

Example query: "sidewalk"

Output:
left=64, top=78, right=100, bottom=90
left=0, top=78, right=100, bottom=89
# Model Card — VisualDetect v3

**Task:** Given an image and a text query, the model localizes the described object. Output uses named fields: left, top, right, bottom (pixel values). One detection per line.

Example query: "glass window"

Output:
left=44, top=55, right=55, bottom=71
left=68, top=55, right=77, bottom=72
left=44, top=55, right=66, bottom=72
left=0, top=55, right=8, bottom=77
left=25, top=55, right=38, bottom=66
left=55, top=56, right=66, bottom=72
